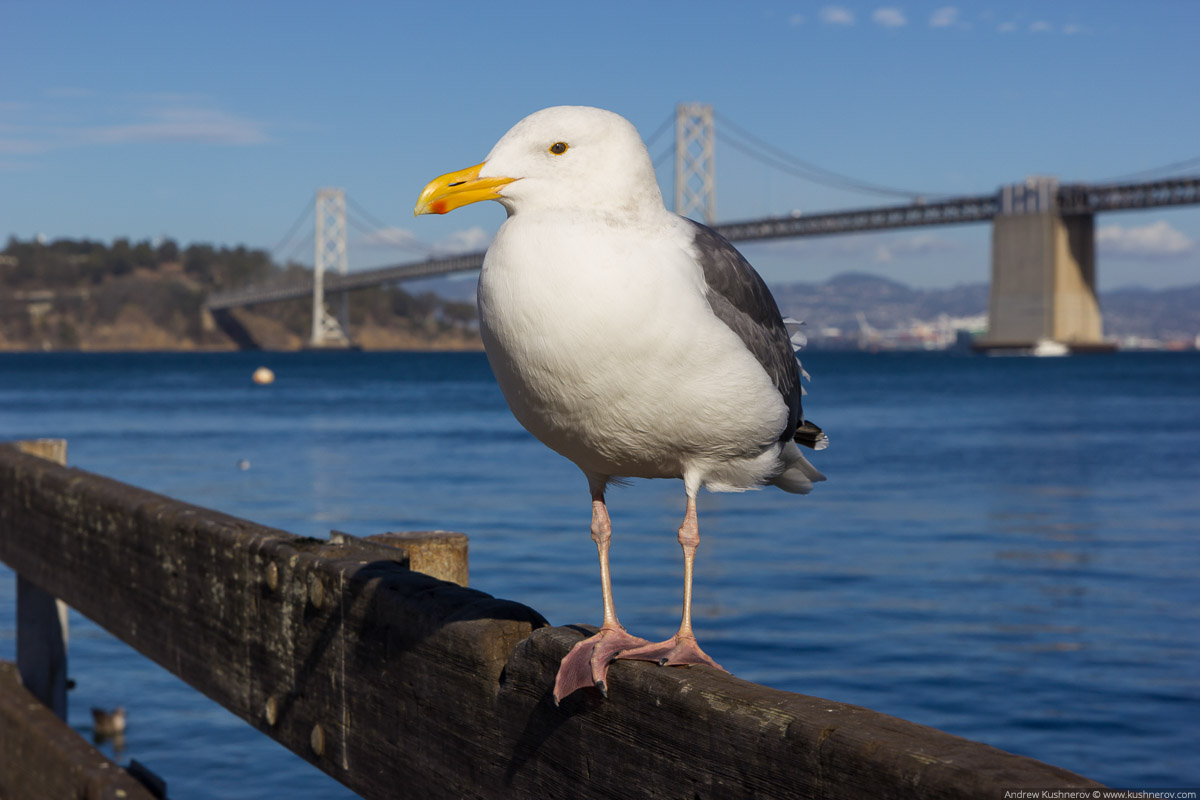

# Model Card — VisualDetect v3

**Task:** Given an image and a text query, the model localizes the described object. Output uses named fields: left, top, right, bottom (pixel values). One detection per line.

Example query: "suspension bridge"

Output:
left=205, top=103, right=1200, bottom=351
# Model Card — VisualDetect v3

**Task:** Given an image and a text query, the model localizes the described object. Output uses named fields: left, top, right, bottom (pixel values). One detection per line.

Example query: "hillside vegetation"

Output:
left=0, top=237, right=481, bottom=351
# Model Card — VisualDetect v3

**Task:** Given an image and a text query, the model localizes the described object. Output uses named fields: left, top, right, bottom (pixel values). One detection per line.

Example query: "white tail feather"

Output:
left=771, top=443, right=827, bottom=495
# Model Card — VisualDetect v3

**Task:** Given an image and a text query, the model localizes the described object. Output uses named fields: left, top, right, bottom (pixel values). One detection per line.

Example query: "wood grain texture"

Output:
left=0, top=444, right=1102, bottom=799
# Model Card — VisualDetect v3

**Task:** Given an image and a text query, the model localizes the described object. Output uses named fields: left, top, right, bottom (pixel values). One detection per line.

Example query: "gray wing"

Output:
left=685, top=218, right=803, bottom=442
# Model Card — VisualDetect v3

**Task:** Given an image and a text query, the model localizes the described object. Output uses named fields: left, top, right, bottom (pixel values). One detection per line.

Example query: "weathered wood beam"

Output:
left=0, top=444, right=1102, bottom=799
left=0, top=661, right=159, bottom=800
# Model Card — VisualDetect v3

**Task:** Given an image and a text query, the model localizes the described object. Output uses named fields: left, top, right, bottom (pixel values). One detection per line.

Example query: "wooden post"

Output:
left=364, top=531, right=469, bottom=587
left=331, top=529, right=468, bottom=586
left=14, top=439, right=69, bottom=720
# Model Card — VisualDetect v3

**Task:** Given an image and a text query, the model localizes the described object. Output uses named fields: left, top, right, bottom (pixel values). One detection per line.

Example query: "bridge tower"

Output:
left=979, top=177, right=1104, bottom=350
left=675, top=103, right=716, bottom=224
left=311, top=188, right=351, bottom=348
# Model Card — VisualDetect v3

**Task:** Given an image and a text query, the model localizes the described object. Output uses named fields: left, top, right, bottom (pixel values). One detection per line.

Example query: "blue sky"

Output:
left=2, top=0, right=1198, bottom=290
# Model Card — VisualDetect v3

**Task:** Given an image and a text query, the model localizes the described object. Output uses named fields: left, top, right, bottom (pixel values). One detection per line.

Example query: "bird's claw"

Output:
left=553, top=626, right=650, bottom=704
left=617, top=634, right=727, bottom=672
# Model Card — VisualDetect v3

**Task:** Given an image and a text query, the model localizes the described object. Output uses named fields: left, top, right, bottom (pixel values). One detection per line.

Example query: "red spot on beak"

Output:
left=430, top=200, right=448, bottom=215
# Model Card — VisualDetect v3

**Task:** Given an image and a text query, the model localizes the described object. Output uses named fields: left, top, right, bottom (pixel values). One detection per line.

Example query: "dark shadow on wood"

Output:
left=500, top=624, right=604, bottom=787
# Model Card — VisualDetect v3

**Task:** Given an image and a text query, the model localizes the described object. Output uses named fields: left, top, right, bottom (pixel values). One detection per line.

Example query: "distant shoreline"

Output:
left=0, top=342, right=486, bottom=354
left=4, top=344, right=1195, bottom=356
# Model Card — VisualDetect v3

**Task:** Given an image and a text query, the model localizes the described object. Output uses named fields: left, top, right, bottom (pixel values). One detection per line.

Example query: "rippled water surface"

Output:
left=1, top=350, right=1197, bottom=795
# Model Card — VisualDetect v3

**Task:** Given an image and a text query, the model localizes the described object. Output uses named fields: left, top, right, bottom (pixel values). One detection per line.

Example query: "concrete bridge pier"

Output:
left=980, top=178, right=1107, bottom=351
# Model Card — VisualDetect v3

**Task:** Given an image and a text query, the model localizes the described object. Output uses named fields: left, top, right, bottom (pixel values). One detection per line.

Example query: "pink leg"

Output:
left=616, top=494, right=726, bottom=672
left=553, top=492, right=650, bottom=703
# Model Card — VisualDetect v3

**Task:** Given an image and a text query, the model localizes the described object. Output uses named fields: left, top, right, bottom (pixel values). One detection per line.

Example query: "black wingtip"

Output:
left=794, top=420, right=829, bottom=451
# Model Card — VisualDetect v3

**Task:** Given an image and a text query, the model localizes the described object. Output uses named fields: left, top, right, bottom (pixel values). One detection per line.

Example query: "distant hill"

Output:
left=0, top=237, right=480, bottom=351
left=770, top=272, right=1200, bottom=345
left=769, top=273, right=987, bottom=343
left=1100, top=284, right=1200, bottom=341
left=410, top=269, right=1200, bottom=344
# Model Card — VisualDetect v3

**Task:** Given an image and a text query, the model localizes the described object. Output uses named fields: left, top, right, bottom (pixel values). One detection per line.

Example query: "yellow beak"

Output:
left=413, top=162, right=516, bottom=216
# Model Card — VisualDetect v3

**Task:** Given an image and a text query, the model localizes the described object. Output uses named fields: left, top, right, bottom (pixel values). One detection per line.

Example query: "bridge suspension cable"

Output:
left=344, top=214, right=430, bottom=256
left=645, top=111, right=678, bottom=173
left=651, top=146, right=674, bottom=172
left=279, top=230, right=314, bottom=265
left=641, top=112, right=676, bottom=152
left=1092, top=154, right=1200, bottom=185
left=713, top=110, right=949, bottom=200
left=343, top=193, right=439, bottom=258
left=270, top=200, right=315, bottom=259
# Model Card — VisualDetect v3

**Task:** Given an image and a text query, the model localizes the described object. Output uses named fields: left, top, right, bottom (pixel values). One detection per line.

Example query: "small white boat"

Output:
left=1031, top=338, right=1069, bottom=357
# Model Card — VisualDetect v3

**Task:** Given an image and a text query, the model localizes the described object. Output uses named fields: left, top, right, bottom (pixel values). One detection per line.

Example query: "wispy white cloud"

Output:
left=819, top=5, right=855, bottom=25
left=789, top=13, right=805, bottom=26
left=0, top=136, right=48, bottom=156
left=357, top=225, right=491, bottom=257
left=435, top=227, right=491, bottom=255
left=1097, top=221, right=1196, bottom=259
left=1029, top=20, right=1053, bottom=33
left=44, top=87, right=95, bottom=99
left=83, top=107, right=269, bottom=146
left=871, top=233, right=959, bottom=263
left=0, top=115, right=67, bottom=155
left=997, top=21, right=1017, bottom=33
left=1063, top=23, right=1087, bottom=35
left=872, top=7, right=907, bottom=28
left=360, top=226, right=426, bottom=251
left=0, top=92, right=271, bottom=165
left=0, top=160, right=37, bottom=172
left=929, top=6, right=959, bottom=28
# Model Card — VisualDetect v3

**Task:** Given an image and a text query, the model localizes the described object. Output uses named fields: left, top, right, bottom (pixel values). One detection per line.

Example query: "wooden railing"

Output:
left=0, top=441, right=1101, bottom=799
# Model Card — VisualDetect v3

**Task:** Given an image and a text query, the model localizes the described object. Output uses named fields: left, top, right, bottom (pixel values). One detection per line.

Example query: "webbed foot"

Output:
left=553, top=625, right=651, bottom=704
left=616, top=634, right=726, bottom=672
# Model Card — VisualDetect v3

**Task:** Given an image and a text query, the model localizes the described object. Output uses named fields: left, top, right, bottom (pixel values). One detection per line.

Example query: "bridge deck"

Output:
left=206, top=176, right=1200, bottom=311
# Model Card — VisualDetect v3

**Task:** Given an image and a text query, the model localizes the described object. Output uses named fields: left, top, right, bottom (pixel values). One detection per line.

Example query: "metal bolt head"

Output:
left=310, top=723, right=325, bottom=756
left=265, top=562, right=279, bottom=591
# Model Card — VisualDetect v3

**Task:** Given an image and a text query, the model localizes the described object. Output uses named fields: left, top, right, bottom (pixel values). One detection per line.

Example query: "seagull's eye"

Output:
left=548, top=142, right=568, bottom=155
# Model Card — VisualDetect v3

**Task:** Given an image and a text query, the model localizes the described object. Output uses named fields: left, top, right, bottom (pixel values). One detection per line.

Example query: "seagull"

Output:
left=91, top=706, right=126, bottom=738
left=415, top=106, right=826, bottom=703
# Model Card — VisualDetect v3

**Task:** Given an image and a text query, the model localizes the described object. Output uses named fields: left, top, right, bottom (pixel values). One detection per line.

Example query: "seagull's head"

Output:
left=415, top=106, right=663, bottom=219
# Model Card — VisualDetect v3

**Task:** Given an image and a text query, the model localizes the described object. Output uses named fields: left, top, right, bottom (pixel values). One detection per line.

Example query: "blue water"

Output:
left=1, top=350, right=1197, bottom=796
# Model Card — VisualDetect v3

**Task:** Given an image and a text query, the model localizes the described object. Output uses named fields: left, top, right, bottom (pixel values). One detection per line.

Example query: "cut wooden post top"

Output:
left=330, top=530, right=469, bottom=587
left=15, top=439, right=66, bottom=466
